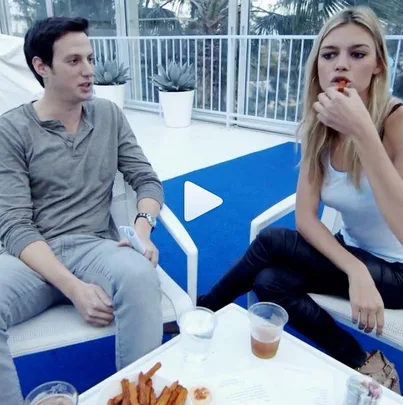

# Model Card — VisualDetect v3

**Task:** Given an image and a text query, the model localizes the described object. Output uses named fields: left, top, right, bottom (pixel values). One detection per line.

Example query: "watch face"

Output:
left=148, top=214, right=157, bottom=227
left=137, top=213, right=156, bottom=228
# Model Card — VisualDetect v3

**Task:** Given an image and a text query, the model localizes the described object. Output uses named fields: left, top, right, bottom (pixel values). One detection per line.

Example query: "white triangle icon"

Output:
left=184, top=181, right=223, bottom=222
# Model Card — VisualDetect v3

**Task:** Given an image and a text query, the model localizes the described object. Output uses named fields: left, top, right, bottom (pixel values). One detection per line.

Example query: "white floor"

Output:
left=124, top=109, right=293, bottom=181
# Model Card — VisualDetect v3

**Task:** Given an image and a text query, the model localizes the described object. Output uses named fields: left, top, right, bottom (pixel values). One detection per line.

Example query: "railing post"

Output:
left=157, top=39, right=162, bottom=117
left=236, top=0, right=250, bottom=118
left=391, top=39, right=401, bottom=94
left=226, top=34, right=236, bottom=128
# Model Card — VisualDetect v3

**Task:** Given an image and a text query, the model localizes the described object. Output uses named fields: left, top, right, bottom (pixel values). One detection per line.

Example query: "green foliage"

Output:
left=94, top=59, right=130, bottom=85
left=150, top=61, right=196, bottom=92
left=251, top=0, right=403, bottom=35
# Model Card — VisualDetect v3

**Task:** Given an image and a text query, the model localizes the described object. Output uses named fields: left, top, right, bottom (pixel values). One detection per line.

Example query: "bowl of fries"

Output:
left=98, top=362, right=192, bottom=405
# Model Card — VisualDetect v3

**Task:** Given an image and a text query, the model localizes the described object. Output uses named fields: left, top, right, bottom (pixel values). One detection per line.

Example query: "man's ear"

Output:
left=32, top=56, right=51, bottom=80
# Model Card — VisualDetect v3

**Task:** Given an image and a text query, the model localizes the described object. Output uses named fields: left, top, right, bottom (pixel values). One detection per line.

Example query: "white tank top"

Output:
left=321, top=156, right=403, bottom=263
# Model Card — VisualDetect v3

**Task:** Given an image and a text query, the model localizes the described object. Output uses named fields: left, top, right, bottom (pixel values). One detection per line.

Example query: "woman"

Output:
left=198, top=6, right=403, bottom=392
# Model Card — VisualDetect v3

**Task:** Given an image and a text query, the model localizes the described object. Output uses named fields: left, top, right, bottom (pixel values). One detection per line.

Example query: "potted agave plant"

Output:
left=93, top=59, right=130, bottom=109
left=151, top=61, right=196, bottom=128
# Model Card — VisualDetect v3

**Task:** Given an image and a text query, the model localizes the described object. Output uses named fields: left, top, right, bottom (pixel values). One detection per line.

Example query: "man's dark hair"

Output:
left=24, top=17, right=89, bottom=88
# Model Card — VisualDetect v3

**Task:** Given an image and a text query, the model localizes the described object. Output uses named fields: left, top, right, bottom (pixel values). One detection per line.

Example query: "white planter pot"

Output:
left=159, top=90, right=195, bottom=128
left=93, top=84, right=125, bottom=109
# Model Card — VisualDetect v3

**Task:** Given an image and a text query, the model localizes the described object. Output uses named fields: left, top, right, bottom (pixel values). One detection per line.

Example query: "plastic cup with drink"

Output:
left=178, top=306, right=217, bottom=363
left=249, top=302, right=288, bottom=359
left=25, top=381, right=78, bottom=405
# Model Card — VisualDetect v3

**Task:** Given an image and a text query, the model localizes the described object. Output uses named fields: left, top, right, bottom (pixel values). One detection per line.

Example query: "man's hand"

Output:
left=138, top=236, right=159, bottom=267
left=69, top=281, right=114, bottom=327
left=118, top=233, right=159, bottom=267
left=348, top=269, right=384, bottom=336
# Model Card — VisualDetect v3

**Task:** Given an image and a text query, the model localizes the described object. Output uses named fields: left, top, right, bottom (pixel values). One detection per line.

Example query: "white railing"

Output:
left=90, top=35, right=403, bottom=134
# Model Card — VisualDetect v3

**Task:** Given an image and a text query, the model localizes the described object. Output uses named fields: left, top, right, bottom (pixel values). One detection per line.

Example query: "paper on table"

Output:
left=188, top=364, right=334, bottom=405
left=276, top=365, right=335, bottom=405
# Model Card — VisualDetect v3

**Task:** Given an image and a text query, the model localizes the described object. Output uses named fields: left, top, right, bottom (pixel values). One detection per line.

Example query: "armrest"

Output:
left=250, top=194, right=296, bottom=243
left=159, top=204, right=198, bottom=305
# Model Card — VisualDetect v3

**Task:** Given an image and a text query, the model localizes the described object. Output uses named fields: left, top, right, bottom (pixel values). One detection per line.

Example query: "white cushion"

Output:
left=0, top=34, right=44, bottom=115
left=310, top=293, right=403, bottom=349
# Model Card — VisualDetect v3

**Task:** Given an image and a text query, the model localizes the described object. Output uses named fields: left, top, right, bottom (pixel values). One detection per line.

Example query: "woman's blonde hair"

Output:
left=298, top=6, right=391, bottom=188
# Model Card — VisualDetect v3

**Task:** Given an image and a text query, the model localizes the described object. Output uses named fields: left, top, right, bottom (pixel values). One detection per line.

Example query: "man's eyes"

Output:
left=68, top=57, right=94, bottom=65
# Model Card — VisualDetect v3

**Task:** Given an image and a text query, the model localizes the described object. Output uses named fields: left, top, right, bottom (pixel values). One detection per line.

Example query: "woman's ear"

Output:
left=373, top=58, right=384, bottom=75
left=373, top=66, right=382, bottom=75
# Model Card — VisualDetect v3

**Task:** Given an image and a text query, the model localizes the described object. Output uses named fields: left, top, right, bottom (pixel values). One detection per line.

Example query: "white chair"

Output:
left=248, top=193, right=403, bottom=350
left=7, top=172, right=197, bottom=358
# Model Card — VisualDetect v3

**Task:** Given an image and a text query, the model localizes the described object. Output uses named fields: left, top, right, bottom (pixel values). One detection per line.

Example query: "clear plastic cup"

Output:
left=178, top=306, right=217, bottom=362
left=249, top=302, right=288, bottom=359
left=24, top=381, right=78, bottom=405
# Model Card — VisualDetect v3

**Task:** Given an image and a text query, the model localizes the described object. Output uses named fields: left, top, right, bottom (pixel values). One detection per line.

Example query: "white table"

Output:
left=79, top=304, right=403, bottom=404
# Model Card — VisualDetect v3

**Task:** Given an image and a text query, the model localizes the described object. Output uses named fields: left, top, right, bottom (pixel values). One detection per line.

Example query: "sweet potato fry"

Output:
left=115, top=394, right=124, bottom=403
left=149, top=386, right=157, bottom=405
left=144, top=362, right=162, bottom=381
left=155, top=386, right=171, bottom=405
left=129, top=381, right=140, bottom=405
left=137, top=372, right=148, bottom=405
left=173, top=387, right=188, bottom=405
left=121, top=379, right=132, bottom=405
left=109, top=393, right=124, bottom=405
left=337, top=80, right=347, bottom=93
left=168, top=381, right=178, bottom=392
left=166, top=386, right=181, bottom=405
left=145, top=379, right=152, bottom=405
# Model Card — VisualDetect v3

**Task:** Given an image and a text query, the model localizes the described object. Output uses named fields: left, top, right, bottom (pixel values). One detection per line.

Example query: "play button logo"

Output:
left=184, top=181, right=223, bottom=221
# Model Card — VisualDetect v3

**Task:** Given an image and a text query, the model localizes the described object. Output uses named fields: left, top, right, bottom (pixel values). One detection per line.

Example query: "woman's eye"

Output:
left=321, top=52, right=336, bottom=60
left=352, top=52, right=366, bottom=59
left=70, top=59, right=78, bottom=65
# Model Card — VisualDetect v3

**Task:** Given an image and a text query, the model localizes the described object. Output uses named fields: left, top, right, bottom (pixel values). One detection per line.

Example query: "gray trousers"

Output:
left=0, top=234, right=163, bottom=405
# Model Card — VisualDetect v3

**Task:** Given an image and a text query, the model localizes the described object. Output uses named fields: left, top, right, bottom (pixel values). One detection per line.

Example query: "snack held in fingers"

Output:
left=337, top=79, right=347, bottom=92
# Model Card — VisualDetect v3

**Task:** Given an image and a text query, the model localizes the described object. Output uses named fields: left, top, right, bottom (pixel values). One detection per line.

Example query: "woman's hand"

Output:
left=313, top=87, right=374, bottom=138
left=348, top=268, right=384, bottom=336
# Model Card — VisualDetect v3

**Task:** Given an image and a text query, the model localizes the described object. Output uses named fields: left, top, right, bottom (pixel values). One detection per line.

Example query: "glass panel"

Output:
left=7, top=0, right=47, bottom=36
left=125, top=1, right=231, bottom=111
left=241, top=0, right=403, bottom=120
left=136, top=0, right=229, bottom=36
left=53, top=0, right=117, bottom=36
left=249, top=0, right=403, bottom=35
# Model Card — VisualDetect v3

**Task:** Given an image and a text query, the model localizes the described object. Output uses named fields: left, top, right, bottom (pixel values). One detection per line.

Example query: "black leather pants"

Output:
left=198, top=227, right=403, bottom=368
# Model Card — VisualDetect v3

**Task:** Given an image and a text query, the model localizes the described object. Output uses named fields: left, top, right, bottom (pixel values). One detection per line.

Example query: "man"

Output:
left=0, top=17, right=164, bottom=404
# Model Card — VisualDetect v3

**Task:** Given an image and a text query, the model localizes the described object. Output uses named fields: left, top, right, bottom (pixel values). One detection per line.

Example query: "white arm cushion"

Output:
left=159, top=205, right=198, bottom=305
left=250, top=194, right=296, bottom=243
